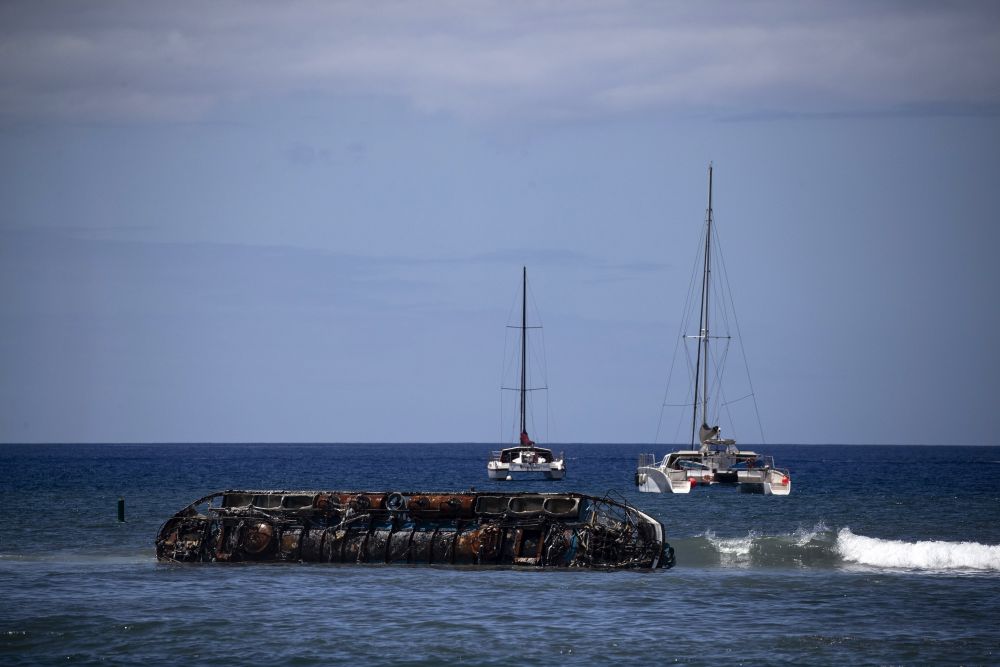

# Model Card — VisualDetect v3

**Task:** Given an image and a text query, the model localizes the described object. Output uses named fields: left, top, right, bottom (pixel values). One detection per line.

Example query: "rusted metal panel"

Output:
left=155, top=490, right=674, bottom=570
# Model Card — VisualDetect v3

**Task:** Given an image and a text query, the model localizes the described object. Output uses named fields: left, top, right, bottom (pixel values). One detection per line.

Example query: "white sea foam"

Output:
left=836, top=528, right=1000, bottom=571
left=702, top=529, right=755, bottom=566
left=792, top=522, right=830, bottom=546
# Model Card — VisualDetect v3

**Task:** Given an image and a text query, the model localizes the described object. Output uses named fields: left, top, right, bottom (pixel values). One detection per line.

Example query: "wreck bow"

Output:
left=156, top=490, right=674, bottom=569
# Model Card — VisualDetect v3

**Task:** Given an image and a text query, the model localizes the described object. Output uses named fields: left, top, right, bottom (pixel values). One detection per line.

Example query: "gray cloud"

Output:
left=1, top=2, right=999, bottom=122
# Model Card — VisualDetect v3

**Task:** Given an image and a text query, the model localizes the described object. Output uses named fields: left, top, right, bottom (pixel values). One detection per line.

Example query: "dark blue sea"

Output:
left=1, top=443, right=998, bottom=665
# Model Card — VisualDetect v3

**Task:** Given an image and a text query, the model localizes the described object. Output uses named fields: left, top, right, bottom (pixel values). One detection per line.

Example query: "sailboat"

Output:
left=636, top=166, right=791, bottom=495
left=487, top=267, right=566, bottom=481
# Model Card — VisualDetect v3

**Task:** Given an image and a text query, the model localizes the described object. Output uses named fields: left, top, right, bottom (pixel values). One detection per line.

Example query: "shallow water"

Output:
left=2, top=443, right=998, bottom=665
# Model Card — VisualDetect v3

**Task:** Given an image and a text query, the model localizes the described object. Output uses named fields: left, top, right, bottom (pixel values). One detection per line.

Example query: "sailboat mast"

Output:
left=690, top=164, right=713, bottom=445
left=520, top=266, right=528, bottom=437
left=703, top=164, right=713, bottom=428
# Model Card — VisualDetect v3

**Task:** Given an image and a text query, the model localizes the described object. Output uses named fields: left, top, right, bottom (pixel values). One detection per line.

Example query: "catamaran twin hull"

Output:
left=487, top=447, right=566, bottom=480
left=156, top=490, right=674, bottom=569
left=636, top=456, right=791, bottom=495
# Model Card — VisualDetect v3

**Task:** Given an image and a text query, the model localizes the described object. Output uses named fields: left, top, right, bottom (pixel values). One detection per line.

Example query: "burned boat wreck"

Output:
left=156, top=490, right=674, bottom=569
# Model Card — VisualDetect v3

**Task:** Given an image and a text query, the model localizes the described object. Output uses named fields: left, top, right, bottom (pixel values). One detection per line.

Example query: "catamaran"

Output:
left=636, top=166, right=790, bottom=495
left=488, top=267, right=566, bottom=480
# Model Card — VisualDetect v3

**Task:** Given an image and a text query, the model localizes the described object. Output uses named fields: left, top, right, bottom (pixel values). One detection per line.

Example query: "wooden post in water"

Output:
left=117, top=496, right=125, bottom=522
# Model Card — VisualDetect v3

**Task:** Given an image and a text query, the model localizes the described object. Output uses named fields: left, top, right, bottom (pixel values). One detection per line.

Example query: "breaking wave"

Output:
left=679, top=523, right=838, bottom=568
left=675, top=525, right=1000, bottom=572
left=835, top=528, right=1000, bottom=572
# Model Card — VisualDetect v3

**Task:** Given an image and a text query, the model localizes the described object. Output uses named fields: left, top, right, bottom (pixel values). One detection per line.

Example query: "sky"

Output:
left=1, top=1, right=999, bottom=445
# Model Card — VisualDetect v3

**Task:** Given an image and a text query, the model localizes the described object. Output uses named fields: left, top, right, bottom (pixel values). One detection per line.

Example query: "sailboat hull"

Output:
left=488, top=463, right=566, bottom=480
left=636, top=451, right=791, bottom=495
left=636, top=466, right=692, bottom=494
left=738, top=469, right=792, bottom=495
left=488, top=445, right=565, bottom=480
left=512, top=466, right=565, bottom=480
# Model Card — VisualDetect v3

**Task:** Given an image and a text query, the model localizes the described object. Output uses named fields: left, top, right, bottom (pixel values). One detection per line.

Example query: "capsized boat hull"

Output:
left=156, top=490, right=673, bottom=569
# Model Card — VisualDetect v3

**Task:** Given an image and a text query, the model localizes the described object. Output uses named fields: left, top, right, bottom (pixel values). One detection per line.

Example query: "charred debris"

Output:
left=156, top=490, right=674, bottom=569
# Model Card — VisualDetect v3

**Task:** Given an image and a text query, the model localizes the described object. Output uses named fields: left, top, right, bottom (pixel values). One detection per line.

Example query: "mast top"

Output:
left=708, top=163, right=713, bottom=216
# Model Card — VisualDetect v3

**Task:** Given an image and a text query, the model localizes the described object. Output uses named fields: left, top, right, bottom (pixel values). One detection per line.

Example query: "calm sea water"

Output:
left=1, top=443, right=998, bottom=665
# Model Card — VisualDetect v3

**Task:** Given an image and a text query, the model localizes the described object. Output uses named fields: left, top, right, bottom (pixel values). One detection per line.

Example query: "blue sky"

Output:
left=1, top=1, right=998, bottom=444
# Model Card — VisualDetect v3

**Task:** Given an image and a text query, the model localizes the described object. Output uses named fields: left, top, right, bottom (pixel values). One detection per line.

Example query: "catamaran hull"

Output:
left=488, top=465, right=565, bottom=480
left=738, top=481, right=791, bottom=495
left=635, top=466, right=692, bottom=494
left=156, top=490, right=672, bottom=569
left=738, top=470, right=791, bottom=495
left=637, top=463, right=791, bottom=495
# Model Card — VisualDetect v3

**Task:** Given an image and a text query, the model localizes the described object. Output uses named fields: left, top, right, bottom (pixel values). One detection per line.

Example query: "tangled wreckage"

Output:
left=156, top=490, right=674, bottom=569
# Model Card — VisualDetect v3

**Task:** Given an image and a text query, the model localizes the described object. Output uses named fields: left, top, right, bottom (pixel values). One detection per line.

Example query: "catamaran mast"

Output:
left=691, top=164, right=713, bottom=445
left=520, top=266, right=528, bottom=440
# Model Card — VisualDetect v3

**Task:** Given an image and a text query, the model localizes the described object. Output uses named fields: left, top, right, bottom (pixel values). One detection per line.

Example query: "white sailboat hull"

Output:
left=636, top=465, right=692, bottom=494
left=738, top=468, right=792, bottom=495
left=488, top=461, right=566, bottom=481
left=636, top=452, right=791, bottom=495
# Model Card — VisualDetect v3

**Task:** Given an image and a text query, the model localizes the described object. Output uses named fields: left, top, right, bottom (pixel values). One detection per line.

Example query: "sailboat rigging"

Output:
left=488, top=267, right=566, bottom=481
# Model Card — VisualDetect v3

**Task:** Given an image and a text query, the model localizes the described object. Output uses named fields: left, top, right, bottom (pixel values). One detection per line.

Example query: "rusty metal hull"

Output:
left=156, top=490, right=674, bottom=569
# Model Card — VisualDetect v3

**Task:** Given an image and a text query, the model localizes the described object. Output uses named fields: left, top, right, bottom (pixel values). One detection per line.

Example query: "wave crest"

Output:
left=680, top=524, right=837, bottom=568
left=835, top=528, right=1000, bottom=571
left=677, top=526, right=1000, bottom=572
